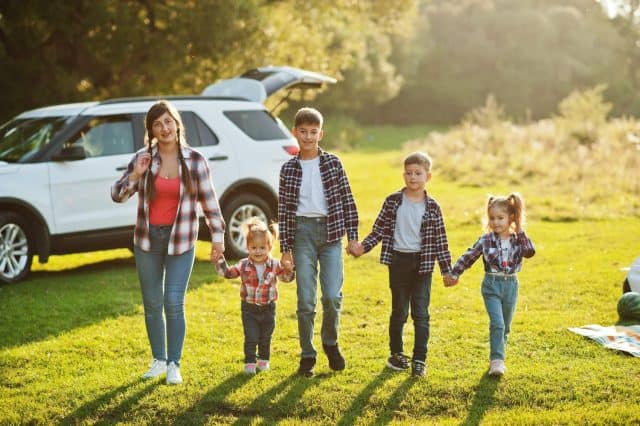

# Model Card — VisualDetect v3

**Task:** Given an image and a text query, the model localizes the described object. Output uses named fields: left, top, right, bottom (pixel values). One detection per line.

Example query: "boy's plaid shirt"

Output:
left=216, top=257, right=295, bottom=305
left=451, top=231, right=535, bottom=277
left=111, top=145, right=225, bottom=254
left=278, top=149, right=359, bottom=253
left=361, top=189, right=452, bottom=276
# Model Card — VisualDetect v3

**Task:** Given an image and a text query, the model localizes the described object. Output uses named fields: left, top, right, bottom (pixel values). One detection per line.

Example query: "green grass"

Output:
left=1, top=130, right=640, bottom=425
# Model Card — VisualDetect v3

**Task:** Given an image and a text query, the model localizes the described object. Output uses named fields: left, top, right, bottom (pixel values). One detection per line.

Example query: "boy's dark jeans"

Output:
left=241, top=300, right=276, bottom=363
left=388, top=251, right=432, bottom=363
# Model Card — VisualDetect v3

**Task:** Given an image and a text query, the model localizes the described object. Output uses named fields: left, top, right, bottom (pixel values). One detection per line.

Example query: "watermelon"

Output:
left=617, top=292, right=640, bottom=322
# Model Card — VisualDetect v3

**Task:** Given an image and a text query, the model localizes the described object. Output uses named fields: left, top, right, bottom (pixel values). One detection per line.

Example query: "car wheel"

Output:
left=222, top=194, right=272, bottom=258
left=0, top=212, right=34, bottom=284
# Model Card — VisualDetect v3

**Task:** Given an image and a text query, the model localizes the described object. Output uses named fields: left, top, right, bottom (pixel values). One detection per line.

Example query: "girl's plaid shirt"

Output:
left=278, top=149, right=359, bottom=253
left=361, top=190, right=452, bottom=276
left=111, top=145, right=225, bottom=255
left=451, top=231, right=535, bottom=277
left=216, top=257, right=295, bottom=305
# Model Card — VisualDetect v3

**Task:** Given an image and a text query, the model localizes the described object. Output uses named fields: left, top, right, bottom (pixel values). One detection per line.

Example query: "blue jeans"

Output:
left=241, top=301, right=276, bottom=363
left=388, top=251, right=432, bottom=363
left=134, top=225, right=195, bottom=365
left=481, top=273, right=519, bottom=361
left=293, top=217, right=344, bottom=359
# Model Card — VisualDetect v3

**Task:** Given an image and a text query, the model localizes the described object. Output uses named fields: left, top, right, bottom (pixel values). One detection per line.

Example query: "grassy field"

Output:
left=1, top=125, right=639, bottom=425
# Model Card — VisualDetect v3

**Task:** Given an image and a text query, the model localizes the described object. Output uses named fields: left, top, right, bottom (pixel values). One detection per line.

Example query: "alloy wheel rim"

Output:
left=0, top=223, right=29, bottom=279
left=228, top=205, right=268, bottom=254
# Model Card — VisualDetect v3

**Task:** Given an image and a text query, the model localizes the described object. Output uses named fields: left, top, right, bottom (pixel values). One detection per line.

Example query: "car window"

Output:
left=67, top=115, right=134, bottom=157
left=0, top=116, right=70, bottom=163
left=195, top=114, right=219, bottom=146
left=224, top=110, right=289, bottom=141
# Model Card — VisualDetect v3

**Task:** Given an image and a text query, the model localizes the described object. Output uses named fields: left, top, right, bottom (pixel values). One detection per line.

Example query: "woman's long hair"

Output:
left=143, top=100, right=194, bottom=200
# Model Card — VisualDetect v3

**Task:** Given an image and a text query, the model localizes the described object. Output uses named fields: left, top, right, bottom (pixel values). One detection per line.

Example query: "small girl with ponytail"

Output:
left=216, top=217, right=294, bottom=374
left=447, top=193, right=535, bottom=376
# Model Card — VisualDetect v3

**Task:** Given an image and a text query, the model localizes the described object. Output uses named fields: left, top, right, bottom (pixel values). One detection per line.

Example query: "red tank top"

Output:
left=149, top=176, right=180, bottom=225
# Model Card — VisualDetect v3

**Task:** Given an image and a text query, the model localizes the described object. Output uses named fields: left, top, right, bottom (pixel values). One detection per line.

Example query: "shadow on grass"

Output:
left=231, top=373, right=318, bottom=425
left=0, top=257, right=216, bottom=350
left=336, top=368, right=397, bottom=425
left=59, top=377, right=151, bottom=425
left=460, top=372, right=500, bottom=426
left=371, top=375, right=417, bottom=425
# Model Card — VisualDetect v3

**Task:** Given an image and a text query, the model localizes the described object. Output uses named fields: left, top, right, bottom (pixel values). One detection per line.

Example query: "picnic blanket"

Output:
left=568, top=324, right=640, bottom=357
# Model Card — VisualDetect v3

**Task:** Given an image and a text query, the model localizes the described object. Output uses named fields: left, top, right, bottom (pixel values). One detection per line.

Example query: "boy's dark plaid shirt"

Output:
left=278, top=149, right=358, bottom=253
left=451, top=231, right=535, bottom=277
left=361, top=190, right=452, bottom=276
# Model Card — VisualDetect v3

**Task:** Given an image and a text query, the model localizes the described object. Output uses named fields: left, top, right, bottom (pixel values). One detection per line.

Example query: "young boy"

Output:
left=278, top=107, right=359, bottom=377
left=351, top=152, right=453, bottom=378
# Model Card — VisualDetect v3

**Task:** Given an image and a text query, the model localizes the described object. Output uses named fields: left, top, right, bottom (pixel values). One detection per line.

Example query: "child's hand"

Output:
left=347, top=240, right=364, bottom=258
left=281, top=252, right=294, bottom=272
left=443, top=274, right=459, bottom=287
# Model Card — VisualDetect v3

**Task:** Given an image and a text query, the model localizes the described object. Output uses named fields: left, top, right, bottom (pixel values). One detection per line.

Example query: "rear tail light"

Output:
left=283, top=145, right=299, bottom=156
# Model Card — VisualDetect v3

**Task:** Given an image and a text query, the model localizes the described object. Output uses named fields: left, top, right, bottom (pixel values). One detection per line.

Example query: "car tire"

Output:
left=0, top=212, right=34, bottom=284
left=222, top=194, right=273, bottom=259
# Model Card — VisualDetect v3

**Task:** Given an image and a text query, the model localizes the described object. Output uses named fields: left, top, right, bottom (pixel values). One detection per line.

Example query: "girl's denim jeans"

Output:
left=241, top=300, right=276, bottom=363
left=134, top=225, right=195, bottom=365
left=481, top=273, right=519, bottom=361
left=293, top=217, right=344, bottom=359
left=388, top=251, right=432, bottom=363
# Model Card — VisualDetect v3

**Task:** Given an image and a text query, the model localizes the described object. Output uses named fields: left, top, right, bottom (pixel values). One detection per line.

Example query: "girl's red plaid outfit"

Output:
left=217, top=257, right=295, bottom=304
left=361, top=189, right=452, bottom=275
left=111, top=145, right=225, bottom=253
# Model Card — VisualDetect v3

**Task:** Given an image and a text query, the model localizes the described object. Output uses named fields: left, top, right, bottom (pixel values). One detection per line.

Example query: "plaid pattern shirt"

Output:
left=216, top=257, right=295, bottom=305
left=451, top=231, right=535, bottom=277
left=278, top=149, right=359, bottom=253
left=111, top=145, right=224, bottom=254
left=361, top=189, right=452, bottom=275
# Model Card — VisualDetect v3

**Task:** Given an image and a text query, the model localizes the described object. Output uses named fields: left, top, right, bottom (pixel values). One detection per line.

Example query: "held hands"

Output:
left=210, top=242, right=225, bottom=264
left=346, top=240, right=364, bottom=258
left=443, top=274, right=459, bottom=287
left=281, top=252, right=294, bottom=273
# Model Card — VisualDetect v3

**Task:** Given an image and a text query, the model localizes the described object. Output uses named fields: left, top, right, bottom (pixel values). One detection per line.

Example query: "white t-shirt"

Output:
left=392, top=194, right=425, bottom=252
left=296, top=157, right=328, bottom=217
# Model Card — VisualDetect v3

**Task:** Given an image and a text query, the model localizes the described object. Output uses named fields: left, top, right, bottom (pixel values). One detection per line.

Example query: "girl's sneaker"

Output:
left=244, top=363, right=257, bottom=374
left=142, top=359, right=167, bottom=379
left=488, top=359, right=506, bottom=376
left=166, top=362, right=183, bottom=385
left=257, top=359, right=270, bottom=372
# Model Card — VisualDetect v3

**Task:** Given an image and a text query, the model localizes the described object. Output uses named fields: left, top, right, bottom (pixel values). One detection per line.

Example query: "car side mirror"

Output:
left=52, top=145, right=86, bottom=161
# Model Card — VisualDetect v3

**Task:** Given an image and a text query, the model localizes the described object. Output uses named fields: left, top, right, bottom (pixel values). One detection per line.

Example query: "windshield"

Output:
left=0, top=116, right=70, bottom=163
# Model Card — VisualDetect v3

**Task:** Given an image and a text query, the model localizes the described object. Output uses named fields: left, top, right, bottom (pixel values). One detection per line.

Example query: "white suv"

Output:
left=0, top=66, right=335, bottom=283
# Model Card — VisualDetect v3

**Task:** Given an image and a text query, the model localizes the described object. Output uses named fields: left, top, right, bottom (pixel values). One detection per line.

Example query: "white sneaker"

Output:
left=142, top=359, right=167, bottom=379
left=244, top=362, right=257, bottom=374
left=166, top=361, right=183, bottom=385
left=488, top=359, right=506, bottom=376
left=257, top=359, right=270, bottom=372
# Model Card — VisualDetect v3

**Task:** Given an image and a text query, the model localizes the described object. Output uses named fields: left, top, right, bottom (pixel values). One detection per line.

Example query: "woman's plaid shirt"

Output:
left=111, top=145, right=224, bottom=255
left=361, top=190, right=452, bottom=276
left=278, top=149, right=359, bottom=253
left=216, top=257, right=294, bottom=305
left=451, top=231, right=535, bottom=277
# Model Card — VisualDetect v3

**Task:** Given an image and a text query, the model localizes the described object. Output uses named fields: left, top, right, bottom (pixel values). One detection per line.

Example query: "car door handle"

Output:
left=209, top=155, right=228, bottom=161
left=116, top=166, right=128, bottom=171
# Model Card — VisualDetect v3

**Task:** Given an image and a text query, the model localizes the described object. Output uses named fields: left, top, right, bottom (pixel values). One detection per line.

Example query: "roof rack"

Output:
left=98, top=95, right=248, bottom=105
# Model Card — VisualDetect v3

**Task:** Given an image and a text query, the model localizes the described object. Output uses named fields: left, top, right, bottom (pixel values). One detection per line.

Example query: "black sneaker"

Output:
left=386, top=353, right=410, bottom=371
left=298, top=357, right=316, bottom=377
left=411, top=360, right=426, bottom=378
left=323, top=343, right=346, bottom=371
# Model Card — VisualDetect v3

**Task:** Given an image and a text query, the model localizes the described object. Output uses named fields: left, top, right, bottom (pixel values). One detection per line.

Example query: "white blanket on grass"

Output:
left=568, top=325, right=640, bottom=357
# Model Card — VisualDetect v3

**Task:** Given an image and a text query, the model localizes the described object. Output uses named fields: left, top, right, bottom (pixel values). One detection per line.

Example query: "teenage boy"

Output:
left=278, top=107, right=359, bottom=377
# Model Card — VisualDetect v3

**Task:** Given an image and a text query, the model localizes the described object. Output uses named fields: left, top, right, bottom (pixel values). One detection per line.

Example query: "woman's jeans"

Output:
left=241, top=300, right=276, bottom=363
left=481, top=273, right=519, bottom=361
left=293, top=217, right=343, bottom=359
left=388, top=251, right=432, bottom=363
left=134, top=225, right=195, bottom=365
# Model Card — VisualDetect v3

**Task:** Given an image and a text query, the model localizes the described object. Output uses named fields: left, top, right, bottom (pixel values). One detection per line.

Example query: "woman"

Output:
left=111, top=100, right=224, bottom=385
